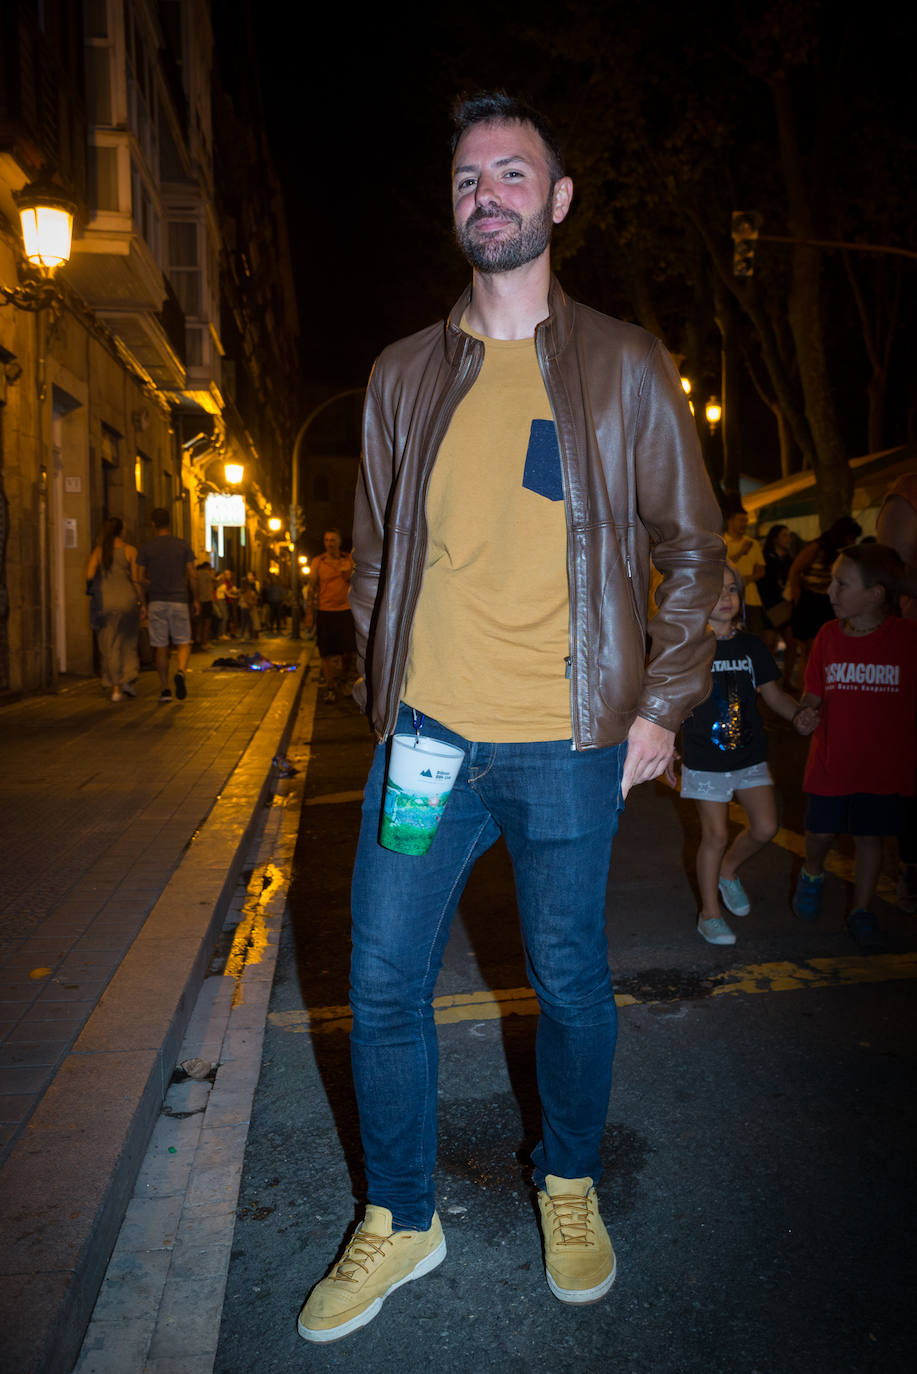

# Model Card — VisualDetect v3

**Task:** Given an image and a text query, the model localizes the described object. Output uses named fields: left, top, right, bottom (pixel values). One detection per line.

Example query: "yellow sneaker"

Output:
left=537, top=1175, right=616, bottom=1304
left=297, top=1206, right=446, bottom=1343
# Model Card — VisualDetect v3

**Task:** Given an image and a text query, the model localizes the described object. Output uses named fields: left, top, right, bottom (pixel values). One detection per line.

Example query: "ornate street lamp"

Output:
left=1, top=179, right=77, bottom=310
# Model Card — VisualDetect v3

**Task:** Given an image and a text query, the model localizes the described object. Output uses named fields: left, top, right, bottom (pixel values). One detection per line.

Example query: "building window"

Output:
left=84, top=0, right=108, bottom=38
left=185, top=325, right=203, bottom=367
left=134, top=451, right=152, bottom=494
left=168, top=221, right=201, bottom=316
left=89, top=146, right=119, bottom=211
left=100, top=423, right=121, bottom=468
left=86, top=46, right=112, bottom=125
left=131, top=159, right=159, bottom=256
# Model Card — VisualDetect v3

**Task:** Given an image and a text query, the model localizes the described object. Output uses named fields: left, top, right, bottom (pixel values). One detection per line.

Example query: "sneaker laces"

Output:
left=330, top=1228, right=393, bottom=1285
left=545, top=1192, right=596, bottom=1248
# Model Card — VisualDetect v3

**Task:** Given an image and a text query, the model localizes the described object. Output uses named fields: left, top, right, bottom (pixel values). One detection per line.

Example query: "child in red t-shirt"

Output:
left=793, top=542, right=917, bottom=947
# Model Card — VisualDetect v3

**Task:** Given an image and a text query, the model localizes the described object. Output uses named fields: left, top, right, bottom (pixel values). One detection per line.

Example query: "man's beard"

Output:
left=456, top=194, right=554, bottom=274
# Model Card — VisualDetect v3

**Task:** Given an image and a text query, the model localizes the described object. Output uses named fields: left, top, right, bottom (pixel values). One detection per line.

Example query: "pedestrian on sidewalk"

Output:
left=297, top=91, right=724, bottom=1345
left=238, top=574, right=260, bottom=641
left=135, top=507, right=198, bottom=703
left=86, top=516, right=140, bottom=702
left=793, top=542, right=917, bottom=949
left=195, top=559, right=215, bottom=648
left=305, top=528, right=356, bottom=703
left=723, top=506, right=766, bottom=636
left=668, top=562, right=818, bottom=946
left=786, top=516, right=862, bottom=688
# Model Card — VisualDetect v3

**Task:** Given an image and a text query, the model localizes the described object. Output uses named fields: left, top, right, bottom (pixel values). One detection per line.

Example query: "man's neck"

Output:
left=462, top=255, right=552, bottom=341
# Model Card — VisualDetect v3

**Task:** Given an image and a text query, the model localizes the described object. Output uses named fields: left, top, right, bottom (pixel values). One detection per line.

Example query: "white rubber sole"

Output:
left=546, top=1251, right=617, bottom=1304
left=297, top=1237, right=447, bottom=1343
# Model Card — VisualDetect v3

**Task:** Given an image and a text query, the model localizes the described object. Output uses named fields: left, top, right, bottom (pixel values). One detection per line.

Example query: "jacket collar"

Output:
left=444, top=274, right=573, bottom=362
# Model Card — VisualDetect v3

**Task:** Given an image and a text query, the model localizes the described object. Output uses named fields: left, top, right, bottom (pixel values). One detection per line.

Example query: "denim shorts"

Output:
left=147, top=601, right=192, bottom=647
left=681, top=760, right=773, bottom=802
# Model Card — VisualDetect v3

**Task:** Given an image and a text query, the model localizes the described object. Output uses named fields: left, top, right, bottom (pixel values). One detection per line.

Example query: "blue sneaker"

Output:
left=792, top=868, right=824, bottom=920
left=718, top=875, right=750, bottom=916
left=846, top=908, right=885, bottom=950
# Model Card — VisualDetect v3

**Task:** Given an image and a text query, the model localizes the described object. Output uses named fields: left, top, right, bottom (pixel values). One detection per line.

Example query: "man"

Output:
left=305, top=528, right=356, bottom=703
left=724, top=508, right=766, bottom=633
left=298, top=92, right=723, bottom=1344
left=135, top=507, right=198, bottom=703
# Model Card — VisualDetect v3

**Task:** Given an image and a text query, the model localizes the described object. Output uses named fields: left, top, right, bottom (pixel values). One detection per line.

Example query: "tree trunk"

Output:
left=772, top=73, right=851, bottom=529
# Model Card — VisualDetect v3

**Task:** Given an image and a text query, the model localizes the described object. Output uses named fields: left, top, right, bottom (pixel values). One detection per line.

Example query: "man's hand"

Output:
left=621, top=716, right=676, bottom=800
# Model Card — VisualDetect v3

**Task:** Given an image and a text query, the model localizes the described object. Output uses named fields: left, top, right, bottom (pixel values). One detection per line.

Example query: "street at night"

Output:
left=2, top=3, right=916, bottom=1372
left=214, top=690, right=917, bottom=1374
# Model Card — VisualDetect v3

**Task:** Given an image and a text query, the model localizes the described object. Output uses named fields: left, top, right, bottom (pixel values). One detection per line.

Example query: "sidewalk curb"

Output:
left=0, top=651, right=310, bottom=1374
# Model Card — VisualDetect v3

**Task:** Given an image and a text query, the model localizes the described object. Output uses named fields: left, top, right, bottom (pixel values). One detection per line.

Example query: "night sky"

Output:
left=229, top=1, right=916, bottom=477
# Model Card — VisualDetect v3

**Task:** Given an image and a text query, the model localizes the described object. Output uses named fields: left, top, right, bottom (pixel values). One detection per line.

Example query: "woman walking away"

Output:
left=670, top=563, right=819, bottom=945
left=793, top=543, right=917, bottom=949
left=86, top=516, right=140, bottom=701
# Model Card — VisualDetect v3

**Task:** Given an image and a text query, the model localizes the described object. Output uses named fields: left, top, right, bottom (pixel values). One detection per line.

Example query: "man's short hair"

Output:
left=151, top=507, right=170, bottom=529
left=450, top=90, right=565, bottom=185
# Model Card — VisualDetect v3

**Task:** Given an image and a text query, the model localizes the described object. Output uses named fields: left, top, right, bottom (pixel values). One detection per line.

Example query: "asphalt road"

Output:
left=216, top=699, right=917, bottom=1373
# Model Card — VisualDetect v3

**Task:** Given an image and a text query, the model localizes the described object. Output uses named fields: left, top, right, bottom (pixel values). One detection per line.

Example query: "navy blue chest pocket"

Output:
left=522, top=419, right=564, bottom=502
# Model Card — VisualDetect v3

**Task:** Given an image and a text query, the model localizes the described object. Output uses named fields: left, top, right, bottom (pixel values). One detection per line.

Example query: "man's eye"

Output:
left=504, top=169, right=523, bottom=179
left=457, top=177, right=477, bottom=192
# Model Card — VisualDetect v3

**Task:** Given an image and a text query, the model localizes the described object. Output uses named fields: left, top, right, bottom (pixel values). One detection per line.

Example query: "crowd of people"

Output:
left=84, top=518, right=350, bottom=696
left=667, top=485, right=917, bottom=952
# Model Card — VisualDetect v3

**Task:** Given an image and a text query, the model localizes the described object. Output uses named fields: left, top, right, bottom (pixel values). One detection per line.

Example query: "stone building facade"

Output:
left=0, top=0, right=300, bottom=696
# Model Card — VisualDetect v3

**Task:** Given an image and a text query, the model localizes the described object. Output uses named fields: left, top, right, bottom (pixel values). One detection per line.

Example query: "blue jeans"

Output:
left=350, top=705, right=626, bottom=1231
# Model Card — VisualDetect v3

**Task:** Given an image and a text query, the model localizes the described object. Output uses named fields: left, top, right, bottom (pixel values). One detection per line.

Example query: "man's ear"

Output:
left=552, top=177, right=574, bottom=225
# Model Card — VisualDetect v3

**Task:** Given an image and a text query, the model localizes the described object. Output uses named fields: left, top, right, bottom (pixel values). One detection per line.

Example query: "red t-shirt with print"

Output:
left=803, top=615, right=917, bottom=795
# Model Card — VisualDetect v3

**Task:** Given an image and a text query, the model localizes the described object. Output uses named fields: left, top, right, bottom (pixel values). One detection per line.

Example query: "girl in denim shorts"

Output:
left=669, top=563, right=819, bottom=945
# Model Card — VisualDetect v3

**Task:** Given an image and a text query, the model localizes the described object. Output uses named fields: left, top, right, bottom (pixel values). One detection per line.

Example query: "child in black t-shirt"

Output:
left=668, top=564, right=819, bottom=945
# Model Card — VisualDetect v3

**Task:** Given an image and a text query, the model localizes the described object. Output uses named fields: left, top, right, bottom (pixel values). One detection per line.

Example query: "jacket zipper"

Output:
left=536, top=326, right=582, bottom=750
left=381, top=339, right=482, bottom=739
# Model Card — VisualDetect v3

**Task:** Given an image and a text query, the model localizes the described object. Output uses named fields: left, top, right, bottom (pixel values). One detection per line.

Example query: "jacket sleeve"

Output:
left=633, top=340, right=725, bottom=731
left=349, top=362, right=390, bottom=710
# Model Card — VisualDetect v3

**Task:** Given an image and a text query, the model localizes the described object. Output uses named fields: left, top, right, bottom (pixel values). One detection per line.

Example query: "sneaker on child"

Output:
left=697, top=914, right=736, bottom=945
left=846, top=907, right=886, bottom=950
left=718, top=874, right=750, bottom=916
left=792, top=868, right=824, bottom=920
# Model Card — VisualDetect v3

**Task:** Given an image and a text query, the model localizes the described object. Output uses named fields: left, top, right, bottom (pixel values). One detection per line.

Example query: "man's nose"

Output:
left=474, top=172, right=501, bottom=206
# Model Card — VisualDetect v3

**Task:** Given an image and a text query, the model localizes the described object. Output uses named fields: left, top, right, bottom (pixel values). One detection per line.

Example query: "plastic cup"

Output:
left=379, top=733, right=466, bottom=856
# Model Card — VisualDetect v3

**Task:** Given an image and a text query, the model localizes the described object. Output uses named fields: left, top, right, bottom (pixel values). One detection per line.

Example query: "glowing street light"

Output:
left=1, top=179, right=77, bottom=310
left=705, top=398, right=722, bottom=434
left=17, top=187, right=75, bottom=270
left=224, top=462, right=244, bottom=485
left=268, top=517, right=282, bottom=531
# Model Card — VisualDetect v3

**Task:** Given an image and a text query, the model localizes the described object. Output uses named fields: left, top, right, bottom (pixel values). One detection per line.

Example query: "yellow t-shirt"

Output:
left=403, top=325, right=571, bottom=741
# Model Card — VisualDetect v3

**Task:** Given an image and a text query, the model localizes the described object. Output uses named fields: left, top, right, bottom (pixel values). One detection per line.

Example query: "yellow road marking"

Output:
left=268, top=952, right=917, bottom=1034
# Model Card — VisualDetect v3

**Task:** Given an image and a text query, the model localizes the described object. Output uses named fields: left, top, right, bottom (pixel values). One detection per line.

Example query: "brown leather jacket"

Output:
left=351, top=278, right=724, bottom=748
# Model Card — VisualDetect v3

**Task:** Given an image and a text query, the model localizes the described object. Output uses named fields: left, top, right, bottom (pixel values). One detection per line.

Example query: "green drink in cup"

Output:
left=379, top=734, right=466, bottom=855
